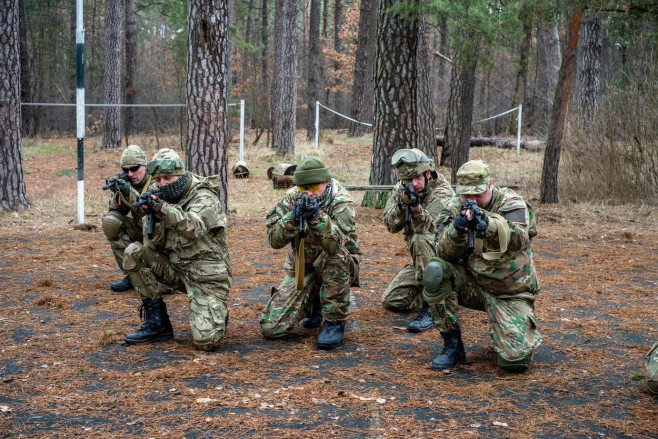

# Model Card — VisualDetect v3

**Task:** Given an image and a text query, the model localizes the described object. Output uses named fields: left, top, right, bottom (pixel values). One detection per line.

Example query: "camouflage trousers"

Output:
left=260, top=247, right=357, bottom=339
left=101, top=210, right=143, bottom=288
left=123, top=242, right=231, bottom=351
left=425, top=258, right=542, bottom=363
left=381, top=232, right=436, bottom=312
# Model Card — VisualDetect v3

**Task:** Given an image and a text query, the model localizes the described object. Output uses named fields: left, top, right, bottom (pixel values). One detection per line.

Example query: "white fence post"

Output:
left=239, top=99, right=245, bottom=162
left=516, top=104, right=523, bottom=155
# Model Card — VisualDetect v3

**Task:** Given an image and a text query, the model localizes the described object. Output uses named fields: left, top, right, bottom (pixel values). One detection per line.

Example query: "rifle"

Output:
left=132, top=189, right=161, bottom=240
left=461, top=199, right=488, bottom=250
left=403, top=182, right=420, bottom=225
left=102, top=172, right=128, bottom=191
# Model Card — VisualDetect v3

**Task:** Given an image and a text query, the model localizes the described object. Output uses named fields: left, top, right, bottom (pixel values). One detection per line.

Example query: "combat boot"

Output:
left=111, top=276, right=134, bottom=292
left=125, top=298, right=174, bottom=344
left=316, top=321, right=346, bottom=350
left=431, top=329, right=466, bottom=371
left=302, top=297, right=323, bottom=329
left=407, top=301, right=433, bottom=333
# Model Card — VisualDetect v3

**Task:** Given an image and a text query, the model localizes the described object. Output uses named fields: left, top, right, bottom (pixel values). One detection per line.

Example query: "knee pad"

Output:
left=102, top=211, right=124, bottom=239
left=422, top=260, right=451, bottom=305
left=123, top=242, right=144, bottom=271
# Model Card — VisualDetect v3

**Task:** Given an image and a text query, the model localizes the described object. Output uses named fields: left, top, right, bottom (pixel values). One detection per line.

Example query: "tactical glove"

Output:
left=117, top=178, right=132, bottom=198
left=400, top=183, right=421, bottom=207
left=146, top=195, right=164, bottom=213
left=291, top=199, right=304, bottom=223
left=475, top=212, right=489, bottom=239
left=301, top=196, right=320, bottom=219
left=452, top=212, right=471, bottom=233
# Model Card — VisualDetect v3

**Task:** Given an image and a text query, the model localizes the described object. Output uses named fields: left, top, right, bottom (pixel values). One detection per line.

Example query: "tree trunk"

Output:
left=577, top=9, right=601, bottom=132
left=124, top=0, right=137, bottom=144
left=451, top=55, right=477, bottom=183
left=441, top=57, right=459, bottom=167
left=364, top=0, right=419, bottom=208
left=186, top=0, right=231, bottom=212
left=18, top=0, right=34, bottom=138
left=348, top=0, right=378, bottom=137
left=101, top=0, right=123, bottom=149
left=540, top=5, right=583, bottom=204
left=256, top=0, right=270, bottom=146
left=511, top=19, right=531, bottom=133
left=534, top=18, right=561, bottom=137
left=415, top=18, right=436, bottom=160
left=306, top=0, right=322, bottom=140
left=271, top=0, right=298, bottom=156
left=0, top=0, right=29, bottom=210
left=331, top=0, right=343, bottom=127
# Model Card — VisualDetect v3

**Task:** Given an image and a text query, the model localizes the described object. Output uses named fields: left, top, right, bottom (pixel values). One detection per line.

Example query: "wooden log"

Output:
left=268, top=163, right=297, bottom=180
left=435, top=135, right=544, bottom=151
left=273, top=174, right=295, bottom=189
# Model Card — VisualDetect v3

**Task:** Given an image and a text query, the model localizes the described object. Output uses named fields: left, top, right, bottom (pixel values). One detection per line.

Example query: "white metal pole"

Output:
left=315, top=101, right=319, bottom=150
left=516, top=104, right=522, bottom=155
left=76, top=0, right=85, bottom=224
left=239, top=99, right=245, bottom=162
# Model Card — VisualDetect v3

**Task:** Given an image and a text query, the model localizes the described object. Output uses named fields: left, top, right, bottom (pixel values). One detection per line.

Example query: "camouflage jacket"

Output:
left=437, top=187, right=539, bottom=295
left=108, top=174, right=152, bottom=217
left=266, top=178, right=361, bottom=271
left=383, top=174, right=454, bottom=248
left=144, top=173, right=230, bottom=270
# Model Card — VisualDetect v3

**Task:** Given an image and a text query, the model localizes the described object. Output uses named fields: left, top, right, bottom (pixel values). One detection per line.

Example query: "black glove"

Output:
left=291, top=198, right=304, bottom=222
left=452, top=212, right=471, bottom=233
left=116, top=178, right=132, bottom=198
left=146, top=195, right=164, bottom=213
left=300, top=196, right=320, bottom=219
left=401, top=183, right=421, bottom=207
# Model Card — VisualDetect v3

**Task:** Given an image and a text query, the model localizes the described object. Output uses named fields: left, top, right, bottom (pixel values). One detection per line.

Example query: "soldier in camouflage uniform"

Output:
left=382, top=149, right=454, bottom=333
left=646, top=342, right=658, bottom=394
left=423, top=160, right=541, bottom=372
left=262, top=156, right=361, bottom=350
left=101, top=145, right=152, bottom=292
left=122, top=148, right=232, bottom=352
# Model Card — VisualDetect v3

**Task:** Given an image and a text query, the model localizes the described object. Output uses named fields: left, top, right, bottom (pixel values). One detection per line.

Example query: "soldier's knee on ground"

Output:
left=123, top=242, right=144, bottom=271
left=497, top=353, right=533, bottom=372
left=102, top=211, right=124, bottom=240
left=422, top=259, right=452, bottom=305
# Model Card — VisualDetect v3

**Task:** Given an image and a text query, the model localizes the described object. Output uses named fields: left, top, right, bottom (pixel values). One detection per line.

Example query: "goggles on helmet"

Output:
left=391, top=149, right=431, bottom=166
left=146, top=159, right=184, bottom=176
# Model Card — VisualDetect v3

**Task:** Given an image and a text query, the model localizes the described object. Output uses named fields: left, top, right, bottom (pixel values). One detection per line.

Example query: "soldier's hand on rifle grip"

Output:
left=117, top=179, right=132, bottom=198
left=291, top=198, right=304, bottom=223
left=453, top=212, right=470, bottom=233
left=146, top=194, right=164, bottom=213
left=401, top=182, right=421, bottom=207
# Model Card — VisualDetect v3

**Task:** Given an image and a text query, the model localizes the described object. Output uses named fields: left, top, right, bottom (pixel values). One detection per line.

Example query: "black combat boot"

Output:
left=316, top=321, right=346, bottom=350
left=125, top=298, right=174, bottom=344
left=111, top=276, right=134, bottom=292
left=407, top=301, right=433, bottom=333
left=302, top=297, right=323, bottom=329
left=431, top=329, right=466, bottom=371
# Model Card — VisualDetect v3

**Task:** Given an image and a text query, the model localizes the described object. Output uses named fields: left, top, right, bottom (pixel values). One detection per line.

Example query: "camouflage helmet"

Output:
left=392, top=148, right=436, bottom=180
left=146, top=148, right=186, bottom=178
left=120, top=144, right=147, bottom=167
left=456, top=160, right=492, bottom=195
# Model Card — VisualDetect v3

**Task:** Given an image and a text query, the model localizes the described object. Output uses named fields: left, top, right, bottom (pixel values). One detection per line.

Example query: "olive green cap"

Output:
left=293, top=156, right=331, bottom=186
left=456, top=160, right=491, bottom=195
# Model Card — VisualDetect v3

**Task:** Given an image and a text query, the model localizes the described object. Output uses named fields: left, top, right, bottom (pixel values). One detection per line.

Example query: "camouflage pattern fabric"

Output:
left=381, top=175, right=454, bottom=311
left=123, top=172, right=232, bottom=351
left=646, top=341, right=658, bottom=394
left=102, top=175, right=152, bottom=288
left=427, top=186, right=541, bottom=362
left=261, top=178, right=361, bottom=338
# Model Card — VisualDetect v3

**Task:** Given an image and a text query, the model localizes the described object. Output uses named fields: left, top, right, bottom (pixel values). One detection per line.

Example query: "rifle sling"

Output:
left=474, top=213, right=510, bottom=260
left=295, top=233, right=305, bottom=291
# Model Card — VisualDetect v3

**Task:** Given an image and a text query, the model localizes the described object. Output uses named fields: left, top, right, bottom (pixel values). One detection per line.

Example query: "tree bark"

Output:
left=124, top=0, right=137, bottom=144
left=305, top=0, right=322, bottom=140
left=102, top=0, right=123, bottom=149
left=415, top=18, right=436, bottom=160
left=534, top=18, right=561, bottom=137
left=348, top=0, right=378, bottom=137
left=186, top=0, right=231, bottom=212
left=0, top=0, right=29, bottom=210
left=577, top=9, right=601, bottom=132
left=271, top=0, right=298, bottom=156
left=18, top=0, right=34, bottom=138
left=540, top=5, right=583, bottom=204
left=364, top=0, right=419, bottom=208
left=451, top=55, right=478, bottom=183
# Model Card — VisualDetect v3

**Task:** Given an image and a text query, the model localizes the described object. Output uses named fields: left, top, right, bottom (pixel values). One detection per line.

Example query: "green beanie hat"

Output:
left=120, top=144, right=148, bottom=167
left=293, top=156, right=331, bottom=186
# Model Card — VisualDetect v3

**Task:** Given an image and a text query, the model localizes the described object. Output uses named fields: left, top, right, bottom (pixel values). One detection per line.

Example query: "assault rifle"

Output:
left=132, top=189, right=162, bottom=239
left=403, top=182, right=421, bottom=225
left=102, top=172, right=128, bottom=191
left=461, top=199, right=488, bottom=250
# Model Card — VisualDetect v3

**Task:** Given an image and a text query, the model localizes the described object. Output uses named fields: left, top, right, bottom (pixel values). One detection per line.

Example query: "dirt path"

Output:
left=1, top=203, right=656, bottom=438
